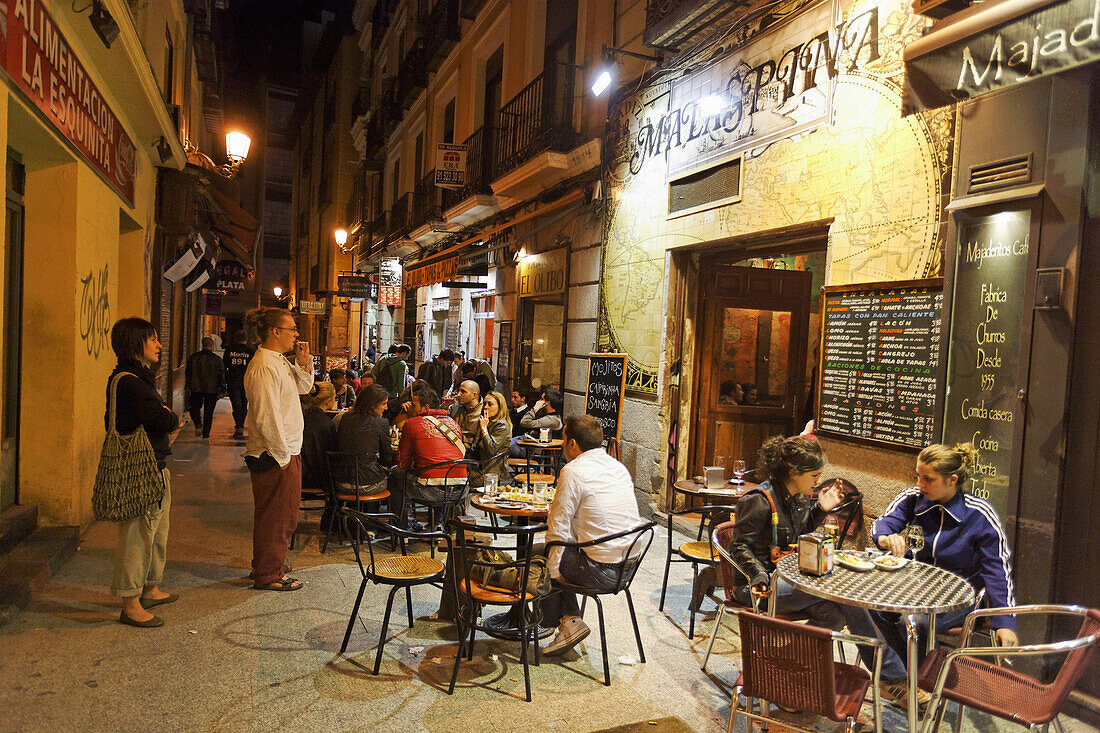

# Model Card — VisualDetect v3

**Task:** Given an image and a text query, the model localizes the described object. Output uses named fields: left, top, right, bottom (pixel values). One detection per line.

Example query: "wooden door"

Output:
left=692, top=265, right=812, bottom=478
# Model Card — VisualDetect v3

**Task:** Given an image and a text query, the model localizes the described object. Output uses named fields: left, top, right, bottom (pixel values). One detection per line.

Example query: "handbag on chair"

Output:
left=91, top=372, right=166, bottom=522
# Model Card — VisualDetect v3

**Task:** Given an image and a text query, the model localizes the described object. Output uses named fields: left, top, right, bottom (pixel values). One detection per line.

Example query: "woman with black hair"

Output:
left=336, top=385, right=395, bottom=491
left=105, top=317, right=180, bottom=627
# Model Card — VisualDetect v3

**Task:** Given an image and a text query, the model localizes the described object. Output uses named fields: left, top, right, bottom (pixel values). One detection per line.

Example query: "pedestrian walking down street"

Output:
left=185, top=337, right=226, bottom=439
left=105, top=318, right=181, bottom=628
left=223, top=329, right=254, bottom=439
left=243, top=307, right=314, bottom=591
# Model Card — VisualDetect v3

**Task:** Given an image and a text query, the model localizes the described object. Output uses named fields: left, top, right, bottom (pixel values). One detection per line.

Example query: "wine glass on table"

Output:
left=731, top=458, right=747, bottom=485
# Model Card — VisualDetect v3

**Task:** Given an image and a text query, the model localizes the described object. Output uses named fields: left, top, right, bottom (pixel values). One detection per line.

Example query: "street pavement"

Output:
left=0, top=404, right=1094, bottom=732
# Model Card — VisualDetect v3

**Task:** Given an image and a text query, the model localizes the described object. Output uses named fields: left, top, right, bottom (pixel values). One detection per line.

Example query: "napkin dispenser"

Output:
left=703, top=466, right=725, bottom=490
left=798, top=533, right=835, bottom=576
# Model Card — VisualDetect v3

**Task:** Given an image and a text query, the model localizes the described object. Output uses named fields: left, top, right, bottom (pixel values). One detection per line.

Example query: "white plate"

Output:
left=873, top=556, right=909, bottom=571
left=836, top=553, right=875, bottom=572
left=495, top=500, right=528, bottom=509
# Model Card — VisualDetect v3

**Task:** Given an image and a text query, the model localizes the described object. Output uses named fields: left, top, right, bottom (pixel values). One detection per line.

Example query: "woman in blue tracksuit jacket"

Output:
left=870, top=442, right=1018, bottom=698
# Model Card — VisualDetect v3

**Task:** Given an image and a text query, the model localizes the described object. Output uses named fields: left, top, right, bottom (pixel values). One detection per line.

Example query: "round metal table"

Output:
left=772, top=553, right=976, bottom=733
left=672, top=478, right=759, bottom=504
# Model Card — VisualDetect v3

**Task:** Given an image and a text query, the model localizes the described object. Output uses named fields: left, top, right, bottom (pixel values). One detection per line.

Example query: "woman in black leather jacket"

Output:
left=726, top=436, right=878, bottom=653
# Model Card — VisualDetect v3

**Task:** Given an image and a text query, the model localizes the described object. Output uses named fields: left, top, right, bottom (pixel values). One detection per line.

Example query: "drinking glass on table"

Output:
left=731, top=458, right=747, bottom=484
left=533, top=482, right=548, bottom=507
left=484, top=473, right=499, bottom=498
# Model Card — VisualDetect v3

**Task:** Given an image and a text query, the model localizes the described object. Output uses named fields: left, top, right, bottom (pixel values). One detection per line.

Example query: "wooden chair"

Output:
left=701, top=520, right=811, bottom=673
left=338, top=509, right=449, bottom=677
left=447, top=516, right=547, bottom=701
left=544, top=522, right=657, bottom=686
left=657, top=504, right=731, bottom=639
left=730, top=611, right=884, bottom=733
left=322, top=451, right=391, bottom=553
left=918, top=605, right=1100, bottom=733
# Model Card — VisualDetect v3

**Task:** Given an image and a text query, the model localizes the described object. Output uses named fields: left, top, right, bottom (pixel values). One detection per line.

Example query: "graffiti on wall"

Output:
left=79, top=264, right=111, bottom=358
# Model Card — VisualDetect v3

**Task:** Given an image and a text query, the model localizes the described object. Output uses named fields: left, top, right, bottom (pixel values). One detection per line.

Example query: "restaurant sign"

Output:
left=905, top=0, right=1100, bottom=112
left=299, top=300, right=326, bottom=315
left=212, top=260, right=252, bottom=291
left=516, top=246, right=567, bottom=297
left=629, top=0, right=883, bottom=178
left=0, top=0, right=137, bottom=205
left=405, top=255, right=457, bottom=290
left=379, top=257, right=403, bottom=305
left=337, top=274, right=371, bottom=300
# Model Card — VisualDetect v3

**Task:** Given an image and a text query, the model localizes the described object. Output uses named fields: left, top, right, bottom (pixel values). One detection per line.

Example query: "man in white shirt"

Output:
left=243, top=308, right=314, bottom=591
left=540, top=414, right=643, bottom=656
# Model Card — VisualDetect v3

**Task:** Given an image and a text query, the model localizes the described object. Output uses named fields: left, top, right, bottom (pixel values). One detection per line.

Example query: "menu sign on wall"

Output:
left=379, top=257, right=403, bottom=305
left=585, top=353, right=628, bottom=441
left=817, top=280, right=943, bottom=449
left=0, top=0, right=137, bottom=205
left=942, top=211, right=1030, bottom=516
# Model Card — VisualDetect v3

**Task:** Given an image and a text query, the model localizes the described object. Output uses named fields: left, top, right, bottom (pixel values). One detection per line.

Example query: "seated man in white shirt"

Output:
left=539, top=414, right=643, bottom=656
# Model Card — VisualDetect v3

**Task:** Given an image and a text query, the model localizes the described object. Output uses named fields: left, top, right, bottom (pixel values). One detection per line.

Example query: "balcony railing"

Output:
left=388, top=192, right=410, bottom=238
left=396, top=38, right=430, bottom=109
left=494, top=63, right=579, bottom=180
left=411, top=170, right=443, bottom=230
left=423, top=0, right=461, bottom=70
left=441, top=126, right=497, bottom=211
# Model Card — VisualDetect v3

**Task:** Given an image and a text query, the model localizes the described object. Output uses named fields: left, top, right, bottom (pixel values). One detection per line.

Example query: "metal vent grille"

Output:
left=968, top=155, right=1031, bottom=194
left=669, top=158, right=742, bottom=214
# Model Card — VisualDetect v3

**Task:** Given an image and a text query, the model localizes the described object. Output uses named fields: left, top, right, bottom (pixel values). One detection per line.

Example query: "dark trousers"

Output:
left=536, top=544, right=624, bottom=628
left=188, top=392, right=219, bottom=436
left=227, top=382, right=247, bottom=428
left=386, top=469, right=444, bottom=525
left=249, top=455, right=302, bottom=585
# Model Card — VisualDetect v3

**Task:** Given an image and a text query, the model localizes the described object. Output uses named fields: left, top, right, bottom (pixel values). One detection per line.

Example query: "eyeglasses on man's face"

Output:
left=275, top=322, right=299, bottom=334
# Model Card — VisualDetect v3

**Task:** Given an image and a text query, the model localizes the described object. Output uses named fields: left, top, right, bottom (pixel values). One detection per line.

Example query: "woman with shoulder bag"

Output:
left=103, top=318, right=180, bottom=627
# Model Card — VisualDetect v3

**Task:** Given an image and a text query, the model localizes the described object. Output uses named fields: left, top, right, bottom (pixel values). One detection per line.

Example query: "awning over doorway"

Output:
left=199, top=185, right=259, bottom=265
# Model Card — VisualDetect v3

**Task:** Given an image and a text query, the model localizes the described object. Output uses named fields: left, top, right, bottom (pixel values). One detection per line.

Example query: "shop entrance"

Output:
left=692, top=264, right=812, bottom=477
left=517, top=297, right=564, bottom=398
left=2, top=152, right=25, bottom=510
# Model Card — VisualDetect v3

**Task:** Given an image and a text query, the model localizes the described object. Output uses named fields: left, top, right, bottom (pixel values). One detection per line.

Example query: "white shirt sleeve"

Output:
left=545, top=464, right=580, bottom=579
left=290, top=361, right=313, bottom=393
left=246, top=361, right=294, bottom=467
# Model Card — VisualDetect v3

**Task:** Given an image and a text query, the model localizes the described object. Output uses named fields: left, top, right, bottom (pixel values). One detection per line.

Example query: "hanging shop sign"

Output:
left=299, top=300, right=326, bottom=315
left=904, top=0, right=1100, bottom=113
left=516, top=246, right=567, bottom=297
left=212, top=260, right=252, bottom=291
left=457, top=250, right=489, bottom=276
left=338, top=275, right=371, bottom=300
left=203, top=293, right=222, bottom=315
left=434, top=143, right=467, bottom=189
left=379, top=257, right=403, bottom=305
left=627, top=0, right=882, bottom=179
left=496, top=322, right=512, bottom=383
left=0, top=0, right=137, bottom=205
left=405, top=255, right=457, bottom=290
left=164, top=231, right=208, bottom=282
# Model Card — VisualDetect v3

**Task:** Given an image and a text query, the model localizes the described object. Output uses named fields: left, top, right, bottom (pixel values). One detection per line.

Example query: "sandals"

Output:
left=252, top=576, right=303, bottom=592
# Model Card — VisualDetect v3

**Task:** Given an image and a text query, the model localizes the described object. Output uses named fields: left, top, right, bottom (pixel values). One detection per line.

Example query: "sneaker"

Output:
left=543, top=617, right=590, bottom=656
left=879, top=680, right=931, bottom=711
left=194, top=427, right=202, bottom=437
left=233, top=427, right=245, bottom=439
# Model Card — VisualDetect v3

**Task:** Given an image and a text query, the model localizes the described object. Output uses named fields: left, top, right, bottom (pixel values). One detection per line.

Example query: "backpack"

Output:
left=372, top=354, right=400, bottom=391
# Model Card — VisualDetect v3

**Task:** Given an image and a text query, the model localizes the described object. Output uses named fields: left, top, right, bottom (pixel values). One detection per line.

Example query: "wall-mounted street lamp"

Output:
left=590, top=45, right=661, bottom=96
left=87, top=0, right=120, bottom=48
left=334, top=228, right=352, bottom=254
left=183, top=131, right=252, bottom=179
left=272, top=286, right=290, bottom=301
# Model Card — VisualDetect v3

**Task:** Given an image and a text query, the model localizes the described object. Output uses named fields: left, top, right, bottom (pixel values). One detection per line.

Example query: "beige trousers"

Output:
left=110, top=468, right=171, bottom=597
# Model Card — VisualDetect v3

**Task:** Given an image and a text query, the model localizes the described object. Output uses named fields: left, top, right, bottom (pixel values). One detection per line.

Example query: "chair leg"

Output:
left=625, top=589, right=645, bottom=663
left=1051, top=717, right=1066, bottom=733
left=951, top=698, right=965, bottom=733
left=373, top=585, right=401, bottom=675
left=580, top=596, right=588, bottom=617
left=727, top=687, right=742, bottom=733
left=659, top=550, right=672, bottom=612
left=340, top=578, right=369, bottom=654
left=702, top=603, right=726, bottom=672
left=449, top=614, right=464, bottom=695
left=593, top=595, right=610, bottom=686
left=517, top=602, right=532, bottom=702
left=405, top=586, right=414, bottom=628
left=688, top=564, right=698, bottom=639
left=467, top=619, right=476, bottom=660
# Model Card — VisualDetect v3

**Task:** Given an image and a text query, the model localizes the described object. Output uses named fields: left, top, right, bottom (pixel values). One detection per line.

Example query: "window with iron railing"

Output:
left=494, top=63, right=578, bottom=179
left=441, top=125, right=496, bottom=211
left=411, top=170, right=443, bottom=229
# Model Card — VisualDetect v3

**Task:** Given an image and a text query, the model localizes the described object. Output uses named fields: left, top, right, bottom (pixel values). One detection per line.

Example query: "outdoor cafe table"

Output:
left=515, top=438, right=564, bottom=489
left=468, top=493, right=553, bottom=638
left=771, top=553, right=976, bottom=733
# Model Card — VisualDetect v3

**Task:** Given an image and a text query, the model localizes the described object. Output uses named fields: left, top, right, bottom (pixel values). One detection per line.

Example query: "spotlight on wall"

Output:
left=89, top=1, right=120, bottom=48
left=590, top=45, right=661, bottom=97
left=154, top=136, right=173, bottom=165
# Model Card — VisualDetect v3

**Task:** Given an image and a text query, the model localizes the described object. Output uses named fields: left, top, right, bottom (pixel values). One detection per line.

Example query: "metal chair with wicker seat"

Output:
left=322, top=451, right=392, bottom=553
left=918, top=604, right=1100, bottom=733
left=447, top=516, right=547, bottom=702
left=404, top=458, right=477, bottom=558
left=338, top=508, right=451, bottom=678
left=658, top=504, right=733, bottom=639
left=701, top=520, right=812, bottom=673
left=543, top=522, right=657, bottom=687
left=730, top=610, right=884, bottom=733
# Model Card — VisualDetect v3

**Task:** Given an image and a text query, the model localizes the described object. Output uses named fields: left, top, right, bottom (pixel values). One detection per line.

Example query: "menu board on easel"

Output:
left=585, top=353, right=628, bottom=442
left=816, top=280, right=944, bottom=450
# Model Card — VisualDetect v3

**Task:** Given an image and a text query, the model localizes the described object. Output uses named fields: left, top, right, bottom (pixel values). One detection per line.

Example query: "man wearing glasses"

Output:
left=243, top=307, right=314, bottom=591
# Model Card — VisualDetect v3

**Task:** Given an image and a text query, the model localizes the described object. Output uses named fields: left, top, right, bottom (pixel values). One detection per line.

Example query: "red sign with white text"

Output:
left=0, top=0, right=137, bottom=205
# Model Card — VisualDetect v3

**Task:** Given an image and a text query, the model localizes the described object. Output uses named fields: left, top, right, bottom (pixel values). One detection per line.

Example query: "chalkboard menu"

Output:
left=585, top=353, right=628, bottom=441
left=942, top=210, right=1030, bottom=517
left=816, top=280, right=943, bottom=449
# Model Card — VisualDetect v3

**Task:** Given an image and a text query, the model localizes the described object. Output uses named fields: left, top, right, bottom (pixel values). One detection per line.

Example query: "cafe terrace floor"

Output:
left=1, top=405, right=1095, bottom=732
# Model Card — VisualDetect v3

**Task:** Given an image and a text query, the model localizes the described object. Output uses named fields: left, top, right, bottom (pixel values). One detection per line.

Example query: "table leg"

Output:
left=926, top=612, right=938, bottom=654
left=904, top=613, right=920, bottom=733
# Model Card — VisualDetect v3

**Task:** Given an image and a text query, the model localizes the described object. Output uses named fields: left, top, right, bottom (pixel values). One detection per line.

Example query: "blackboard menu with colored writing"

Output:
left=585, top=354, right=628, bottom=441
left=942, top=211, right=1030, bottom=517
left=816, top=280, right=943, bottom=450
